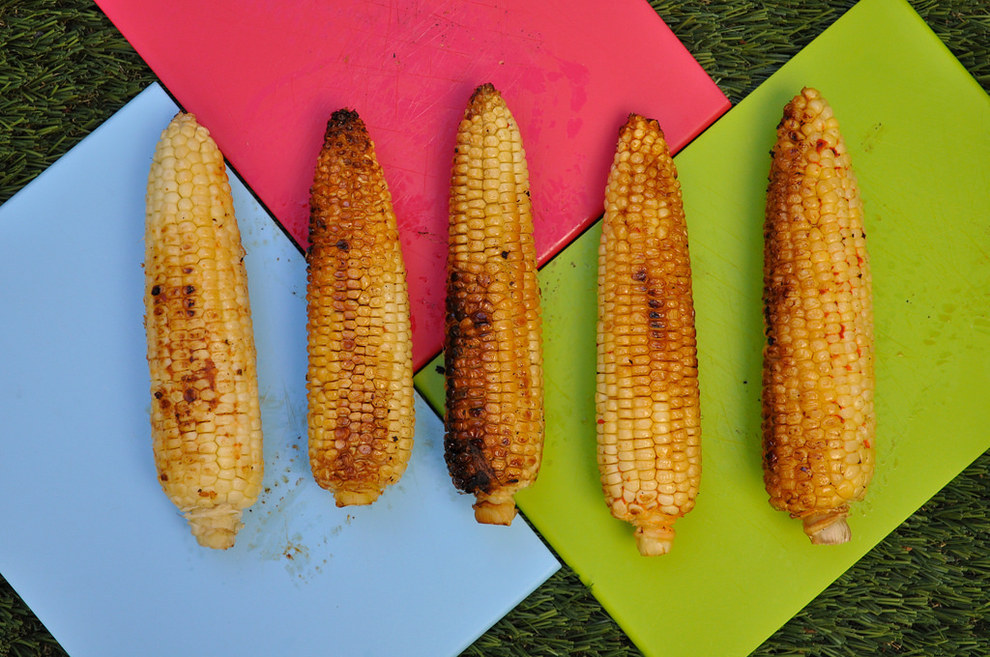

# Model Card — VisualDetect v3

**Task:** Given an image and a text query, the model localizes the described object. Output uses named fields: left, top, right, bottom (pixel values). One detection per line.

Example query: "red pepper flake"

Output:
left=596, top=419, right=605, bottom=425
left=863, top=439, right=872, bottom=449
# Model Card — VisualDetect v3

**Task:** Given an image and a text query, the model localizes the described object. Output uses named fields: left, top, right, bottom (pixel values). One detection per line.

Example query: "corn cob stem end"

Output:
left=633, top=525, right=676, bottom=557
left=473, top=496, right=518, bottom=526
left=802, top=511, right=851, bottom=545
left=333, top=488, right=382, bottom=508
left=183, top=504, right=246, bottom=550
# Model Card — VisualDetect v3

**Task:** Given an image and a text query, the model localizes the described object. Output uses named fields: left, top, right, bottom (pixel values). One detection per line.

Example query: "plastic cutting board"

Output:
left=92, top=0, right=730, bottom=370
left=416, top=0, right=990, bottom=655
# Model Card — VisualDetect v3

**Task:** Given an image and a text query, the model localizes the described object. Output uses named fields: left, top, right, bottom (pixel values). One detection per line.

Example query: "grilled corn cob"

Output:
left=306, top=109, right=415, bottom=507
left=145, top=112, right=263, bottom=550
left=762, top=87, right=875, bottom=545
left=596, top=114, right=702, bottom=556
left=444, top=83, right=545, bottom=526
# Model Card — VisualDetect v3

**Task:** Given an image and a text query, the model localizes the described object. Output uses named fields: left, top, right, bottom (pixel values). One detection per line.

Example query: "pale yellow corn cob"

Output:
left=306, top=109, right=415, bottom=507
left=145, top=112, right=263, bottom=550
left=596, top=113, right=702, bottom=556
left=762, top=87, right=875, bottom=545
left=444, top=83, right=545, bottom=526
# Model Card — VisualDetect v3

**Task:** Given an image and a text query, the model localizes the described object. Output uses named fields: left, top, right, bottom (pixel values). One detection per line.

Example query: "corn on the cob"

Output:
left=145, top=112, right=263, bottom=550
left=762, top=87, right=875, bottom=545
left=306, top=109, right=415, bottom=507
left=444, top=83, right=544, bottom=526
left=596, top=114, right=702, bottom=556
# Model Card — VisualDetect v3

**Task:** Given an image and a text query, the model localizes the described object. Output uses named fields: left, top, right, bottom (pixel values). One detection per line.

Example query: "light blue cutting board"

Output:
left=0, top=83, right=558, bottom=657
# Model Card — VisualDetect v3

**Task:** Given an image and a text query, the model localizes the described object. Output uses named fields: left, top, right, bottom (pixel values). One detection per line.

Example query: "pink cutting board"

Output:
left=94, top=0, right=728, bottom=369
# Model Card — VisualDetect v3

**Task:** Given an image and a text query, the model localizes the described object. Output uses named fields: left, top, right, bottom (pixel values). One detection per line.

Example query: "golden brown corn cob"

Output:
left=145, top=112, right=263, bottom=550
left=306, top=109, right=415, bottom=507
left=596, top=114, right=702, bottom=556
left=762, top=87, right=875, bottom=545
left=444, top=83, right=544, bottom=526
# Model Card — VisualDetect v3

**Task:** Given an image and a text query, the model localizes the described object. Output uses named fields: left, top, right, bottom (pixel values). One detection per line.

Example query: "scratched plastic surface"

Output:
left=93, top=0, right=729, bottom=369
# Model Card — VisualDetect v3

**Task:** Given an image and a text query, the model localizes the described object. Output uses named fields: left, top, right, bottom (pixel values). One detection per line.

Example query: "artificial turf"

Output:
left=1, top=1, right=988, bottom=655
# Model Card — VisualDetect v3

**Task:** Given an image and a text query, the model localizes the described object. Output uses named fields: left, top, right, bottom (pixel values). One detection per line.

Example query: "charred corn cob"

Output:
left=145, top=112, right=263, bottom=550
left=762, top=87, right=875, bottom=545
left=444, top=83, right=545, bottom=526
left=306, top=109, right=415, bottom=507
left=596, top=114, right=702, bottom=556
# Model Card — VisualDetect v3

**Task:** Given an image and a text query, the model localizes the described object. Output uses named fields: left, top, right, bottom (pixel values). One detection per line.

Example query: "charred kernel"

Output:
left=151, top=285, right=162, bottom=296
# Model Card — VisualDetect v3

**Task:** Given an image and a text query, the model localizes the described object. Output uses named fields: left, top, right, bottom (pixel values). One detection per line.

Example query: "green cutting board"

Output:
left=415, top=0, right=990, bottom=654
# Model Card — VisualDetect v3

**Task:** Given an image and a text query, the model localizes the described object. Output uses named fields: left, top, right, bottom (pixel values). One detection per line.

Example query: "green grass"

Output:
left=0, top=1, right=155, bottom=202
left=1, top=1, right=988, bottom=656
